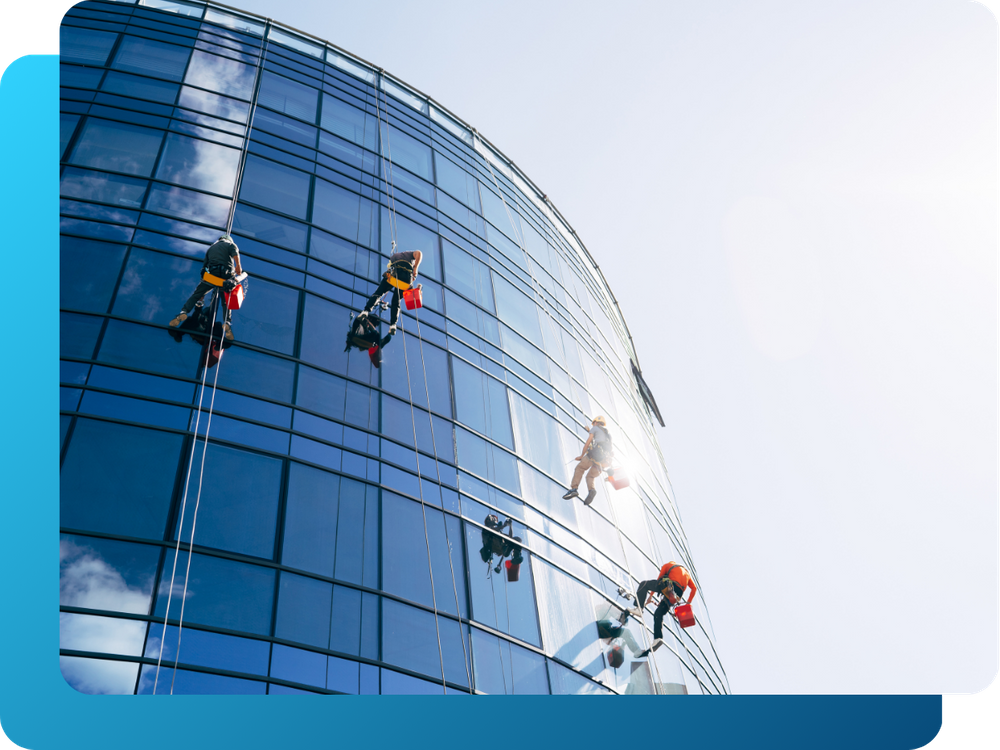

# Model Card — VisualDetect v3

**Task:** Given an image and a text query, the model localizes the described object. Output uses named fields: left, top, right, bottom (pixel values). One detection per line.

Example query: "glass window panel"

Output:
left=112, top=247, right=199, bottom=322
left=328, top=585, right=361, bottom=656
left=60, top=114, right=80, bottom=160
left=463, top=522, right=540, bottom=647
left=61, top=656, right=138, bottom=695
left=79, top=390, right=189, bottom=430
left=60, top=236, right=127, bottom=313
left=380, top=669, right=441, bottom=695
left=381, top=492, right=433, bottom=606
left=230, top=277, right=298, bottom=355
left=269, top=28, right=324, bottom=58
left=146, top=183, right=230, bottom=227
left=60, top=534, right=160, bottom=615
left=258, top=71, right=319, bottom=123
left=454, top=429, right=519, bottom=495
left=309, top=227, right=361, bottom=272
left=61, top=168, right=147, bottom=207
left=275, top=572, right=333, bottom=650
left=155, top=133, right=241, bottom=195
left=61, top=361, right=90, bottom=386
left=113, top=36, right=191, bottom=81
left=493, top=273, right=541, bottom=342
left=98, top=320, right=204, bottom=377
left=255, top=107, right=317, bottom=147
left=270, top=644, right=327, bottom=689
left=144, top=623, right=270, bottom=675
left=61, top=387, right=82, bottom=412
left=290, top=435, right=341, bottom=471
left=178, top=86, right=250, bottom=123
left=60, top=611, right=147, bottom=657
left=299, top=295, right=351, bottom=375
left=442, top=239, right=495, bottom=313
left=479, top=186, right=520, bottom=243
left=60, top=63, right=104, bottom=90
left=238, top=155, right=310, bottom=219
left=232, top=204, right=308, bottom=252
left=327, top=654, right=359, bottom=694
left=380, top=336, right=452, bottom=418
left=295, top=366, right=347, bottom=422
left=333, top=477, right=373, bottom=585
left=60, top=312, right=103, bottom=360
left=61, top=419, right=182, bottom=539
left=531, top=558, right=606, bottom=675
left=60, top=198, right=139, bottom=225
left=61, top=26, right=118, bottom=66
left=153, top=553, right=275, bottom=635
left=326, top=49, right=375, bottom=83
left=381, top=599, right=469, bottom=689
left=385, top=125, right=431, bottom=180
left=313, top=179, right=377, bottom=248
left=470, top=628, right=549, bottom=695
left=184, top=49, right=256, bottom=99
left=547, top=660, right=611, bottom=695
left=204, top=8, right=266, bottom=36
left=509, top=391, right=577, bottom=481
left=214, top=346, right=294, bottom=402
left=140, top=0, right=204, bottom=18
left=487, top=224, right=527, bottom=269
left=101, top=70, right=179, bottom=103
left=69, top=119, right=164, bottom=177
left=281, top=462, right=339, bottom=575
left=433, top=151, right=481, bottom=212
left=320, top=93, right=377, bottom=150
left=211, top=389, right=290, bottom=428
left=60, top=216, right=135, bottom=243
left=451, top=358, right=513, bottom=448
left=137, top=665, right=266, bottom=694
left=174, top=441, right=282, bottom=558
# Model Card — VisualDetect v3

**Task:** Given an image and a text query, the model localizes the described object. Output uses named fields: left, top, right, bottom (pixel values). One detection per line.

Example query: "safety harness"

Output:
left=385, top=258, right=415, bottom=290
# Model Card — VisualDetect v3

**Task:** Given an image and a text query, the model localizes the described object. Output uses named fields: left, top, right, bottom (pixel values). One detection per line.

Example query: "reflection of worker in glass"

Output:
left=170, top=234, right=244, bottom=340
left=357, top=249, right=422, bottom=334
left=631, top=562, right=697, bottom=654
left=563, top=416, right=613, bottom=505
left=479, top=514, right=524, bottom=573
left=596, top=619, right=644, bottom=657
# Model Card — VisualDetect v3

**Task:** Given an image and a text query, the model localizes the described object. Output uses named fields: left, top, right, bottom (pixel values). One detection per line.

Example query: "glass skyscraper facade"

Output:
left=59, top=0, right=729, bottom=696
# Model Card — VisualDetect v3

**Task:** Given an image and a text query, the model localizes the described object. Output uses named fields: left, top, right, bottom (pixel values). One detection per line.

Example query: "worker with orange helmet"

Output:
left=630, top=561, right=698, bottom=654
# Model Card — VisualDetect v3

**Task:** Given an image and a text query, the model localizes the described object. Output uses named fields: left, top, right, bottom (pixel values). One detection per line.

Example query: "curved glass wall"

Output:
left=58, top=0, right=728, bottom=695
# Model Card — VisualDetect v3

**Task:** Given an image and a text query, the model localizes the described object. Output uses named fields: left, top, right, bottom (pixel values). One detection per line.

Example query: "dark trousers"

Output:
left=363, top=277, right=401, bottom=326
left=636, top=579, right=683, bottom=639
left=181, top=280, right=217, bottom=315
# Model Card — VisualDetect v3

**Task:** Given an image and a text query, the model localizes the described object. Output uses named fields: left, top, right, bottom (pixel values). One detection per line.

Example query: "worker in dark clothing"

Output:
left=357, top=249, right=422, bottom=333
left=563, top=416, right=613, bottom=505
left=344, top=313, right=394, bottom=367
left=170, top=234, right=245, bottom=340
left=630, top=561, right=698, bottom=656
left=478, top=514, right=523, bottom=574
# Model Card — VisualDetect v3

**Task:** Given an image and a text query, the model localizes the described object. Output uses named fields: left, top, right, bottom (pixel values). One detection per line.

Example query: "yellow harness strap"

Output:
left=201, top=271, right=226, bottom=287
left=385, top=273, right=411, bottom=291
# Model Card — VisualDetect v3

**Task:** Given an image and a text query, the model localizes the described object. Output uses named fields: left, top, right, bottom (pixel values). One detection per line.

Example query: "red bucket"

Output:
left=606, top=468, right=630, bottom=490
left=368, top=345, right=382, bottom=368
left=607, top=645, right=624, bottom=669
left=673, top=603, right=696, bottom=629
left=403, top=287, right=422, bottom=310
left=224, top=283, right=245, bottom=310
left=505, top=560, right=520, bottom=582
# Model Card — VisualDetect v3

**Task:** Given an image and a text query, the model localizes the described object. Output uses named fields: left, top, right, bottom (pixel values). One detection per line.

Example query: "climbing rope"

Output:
left=153, top=21, right=272, bottom=695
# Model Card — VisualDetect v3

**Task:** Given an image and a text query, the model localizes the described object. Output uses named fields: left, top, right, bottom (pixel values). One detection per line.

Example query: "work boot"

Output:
left=562, top=488, right=579, bottom=500
left=584, top=489, right=597, bottom=505
left=650, top=638, right=665, bottom=652
left=169, top=312, right=188, bottom=327
left=389, top=324, right=397, bottom=334
left=223, top=322, right=234, bottom=341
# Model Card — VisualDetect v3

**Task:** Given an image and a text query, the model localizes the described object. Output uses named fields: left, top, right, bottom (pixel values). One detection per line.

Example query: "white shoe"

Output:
left=650, top=638, right=664, bottom=652
left=389, top=324, right=397, bottom=334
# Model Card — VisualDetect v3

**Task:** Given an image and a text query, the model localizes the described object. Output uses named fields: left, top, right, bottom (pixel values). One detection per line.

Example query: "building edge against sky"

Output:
left=58, top=0, right=729, bottom=695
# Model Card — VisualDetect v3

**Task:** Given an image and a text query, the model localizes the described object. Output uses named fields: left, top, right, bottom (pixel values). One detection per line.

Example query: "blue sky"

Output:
left=4, top=0, right=998, bottom=729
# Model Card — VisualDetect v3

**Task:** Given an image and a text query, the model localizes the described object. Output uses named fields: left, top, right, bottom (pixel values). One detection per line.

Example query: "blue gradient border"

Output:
left=0, top=54, right=941, bottom=750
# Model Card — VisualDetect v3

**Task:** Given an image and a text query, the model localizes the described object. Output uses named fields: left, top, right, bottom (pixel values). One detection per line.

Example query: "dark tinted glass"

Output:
left=102, top=71, right=180, bottom=104
left=270, top=644, right=327, bottom=689
left=61, top=26, right=118, bottom=66
left=60, top=114, right=80, bottom=160
left=299, top=295, right=351, bottom=375
left=381, top=598, right=469, bottom=689
left=152, top=553, right=275, bottom=635
left=381, top=336, right=451, bottom=418
left=258, top=71, right=319, bottom=123
left=60, top=534, right=161, bottom=615
left=232, top=204, right=308, bottom=253
left=274, top=572, right=332, bottom=649
left=214, top=346, right=295, bottom=402
left=70, top=119, right=164, bottom=177
left=60, top=168, right=148, bottom=207
left=470, top=627, right=550, bottom=695
left=312, top=179, right=377, bottom=248
left=137, top=665, right=266, bottom=695
left=61, top=419, right=183, bottom=539
left=232, top=277, right=298, bottom=354
left=113, top=36, right=192, bottom=82
left=155, top=133, right=241, bottom=194
left=145, top=623, right=270, bottom=676
left=320, top=93, right=376, bottom=150
left=239, top=155, right=310, bottom=219
left=113, top=247, right=200, bottom=322
left=60, top=312, right=104, bottom=360
left=60, top=237, right=127, bottom=313
left=281, top=462, right=339, bottom=576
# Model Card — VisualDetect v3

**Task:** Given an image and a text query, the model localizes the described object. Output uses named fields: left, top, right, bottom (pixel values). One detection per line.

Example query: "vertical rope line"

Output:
left=374, top=73, right=447, bottom=694
left=225, top=20, right=272, bottom=235
left=170, top=295, right=228, bottom=694
left=486, top=566, right=508, bottom=695
left=152, top=293, right=218, bottom=695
